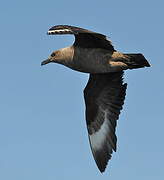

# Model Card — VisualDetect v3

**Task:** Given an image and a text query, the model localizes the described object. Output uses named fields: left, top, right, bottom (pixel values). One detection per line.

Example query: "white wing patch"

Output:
left=47, top=29, right=73, bottom=35
left=89, top=110, right=111, bottom=152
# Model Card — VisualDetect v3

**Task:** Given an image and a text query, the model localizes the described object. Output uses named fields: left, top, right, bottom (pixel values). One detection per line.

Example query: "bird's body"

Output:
left=41, top=25, right=150, bottom=173
left=54, top=46, right=129, bottom=73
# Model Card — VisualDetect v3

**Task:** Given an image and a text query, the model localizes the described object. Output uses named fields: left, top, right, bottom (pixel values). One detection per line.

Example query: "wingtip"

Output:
left=96, top=160, right=108, bottom=173
left=93, top=151, right=111, bottom=174
left=146, top=61, right=151, bottom=67
left=98, top=167, right=106, bottom=173
left=46, top=26, right=75, bottom=35
left=47, top=30, right=54, bottom=35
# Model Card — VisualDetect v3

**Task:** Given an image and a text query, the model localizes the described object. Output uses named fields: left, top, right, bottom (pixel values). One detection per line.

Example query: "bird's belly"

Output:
left=71, top=60, right=111, bottom=73
left=66, top=49, right=108, bottom=73
left=69, top=52, right=125, bottom=73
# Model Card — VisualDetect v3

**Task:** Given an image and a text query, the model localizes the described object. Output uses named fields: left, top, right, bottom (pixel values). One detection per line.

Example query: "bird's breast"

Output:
left=67, top=48, right=112, bottom=73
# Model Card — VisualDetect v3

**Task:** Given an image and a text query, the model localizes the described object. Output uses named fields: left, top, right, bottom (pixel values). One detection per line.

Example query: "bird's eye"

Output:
left=51, top=52, right=56, bottom=57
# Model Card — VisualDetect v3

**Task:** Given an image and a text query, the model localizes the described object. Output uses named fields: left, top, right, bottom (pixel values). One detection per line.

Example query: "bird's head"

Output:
left=41, top=47, right=74, bottom=66
left=41, top=50, right=62, bottom=66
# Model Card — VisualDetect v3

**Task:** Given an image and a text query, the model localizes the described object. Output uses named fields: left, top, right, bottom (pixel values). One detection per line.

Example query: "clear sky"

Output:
left=0, top=0, right=164, bottom=179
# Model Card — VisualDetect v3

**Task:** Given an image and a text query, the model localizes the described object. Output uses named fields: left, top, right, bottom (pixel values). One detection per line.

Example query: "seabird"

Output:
left=41, top=25, right=150, bottom=173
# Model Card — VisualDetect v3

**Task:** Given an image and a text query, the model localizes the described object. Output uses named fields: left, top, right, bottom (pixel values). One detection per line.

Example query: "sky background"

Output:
left=0, top=0, right=164, bottom=179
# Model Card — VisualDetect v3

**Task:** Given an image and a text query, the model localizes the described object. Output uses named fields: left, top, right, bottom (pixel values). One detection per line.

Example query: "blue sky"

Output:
left=0, top=0, right=164, bottom=179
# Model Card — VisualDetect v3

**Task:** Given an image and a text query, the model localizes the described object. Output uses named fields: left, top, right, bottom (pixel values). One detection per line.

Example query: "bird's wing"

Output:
left=47, top=25, right=115, bottom=51
left=84, top=71, right=127, bottom=172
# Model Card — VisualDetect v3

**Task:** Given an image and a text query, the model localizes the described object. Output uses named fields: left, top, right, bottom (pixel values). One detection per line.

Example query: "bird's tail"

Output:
left=123, top=53, right=150, bottom=69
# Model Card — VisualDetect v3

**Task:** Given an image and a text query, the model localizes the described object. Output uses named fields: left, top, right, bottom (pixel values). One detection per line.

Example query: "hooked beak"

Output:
left=41, top=58, right=51, bottom=66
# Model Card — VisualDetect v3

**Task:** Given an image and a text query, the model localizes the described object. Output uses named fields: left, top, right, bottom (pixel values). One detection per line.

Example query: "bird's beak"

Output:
left=41, top=58, right=51, bottom=66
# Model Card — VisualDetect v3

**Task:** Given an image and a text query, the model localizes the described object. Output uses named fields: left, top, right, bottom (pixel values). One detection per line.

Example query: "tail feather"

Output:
left=124, top=53, right=150, bottom=69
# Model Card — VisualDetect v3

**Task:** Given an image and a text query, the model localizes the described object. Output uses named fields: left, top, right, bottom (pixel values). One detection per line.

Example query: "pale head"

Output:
left=41, top=47, right=74, bottom=66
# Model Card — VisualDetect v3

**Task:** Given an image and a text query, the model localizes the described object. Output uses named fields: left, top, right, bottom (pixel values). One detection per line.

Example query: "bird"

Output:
left=41, top=25, right=150, bottom=173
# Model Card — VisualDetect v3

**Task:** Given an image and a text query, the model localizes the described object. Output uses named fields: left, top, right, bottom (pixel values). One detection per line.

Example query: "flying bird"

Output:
left=41, top=25, right=150, bottom=173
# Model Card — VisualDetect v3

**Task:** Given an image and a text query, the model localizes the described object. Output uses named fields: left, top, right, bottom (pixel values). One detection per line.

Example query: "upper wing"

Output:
left=47, top=25, right=115, bottom=51
left=84, top=71, right=127, bottom=172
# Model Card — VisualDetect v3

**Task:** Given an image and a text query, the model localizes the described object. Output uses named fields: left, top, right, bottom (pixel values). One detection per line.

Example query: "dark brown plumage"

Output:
left=48, top=25, right=115, bottom=50
left=84, top=71, right=127, bottom=172
left=41, top=25, right=150, bottom=173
